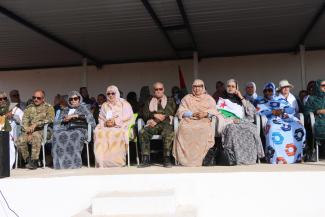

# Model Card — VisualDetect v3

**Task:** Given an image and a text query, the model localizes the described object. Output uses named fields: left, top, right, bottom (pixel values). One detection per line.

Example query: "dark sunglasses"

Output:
left=154, top=88, right=164, bottom=91
left=32, top=96, right=42, bottom=100
left=106, top=92, right=116, bottom=96
left=321, top=84, right=325, bottom=87
left=0, top=97, right=8, bottom=101
left=264, top=89, right=273, bottom=92
left=193, top=85, right=203, bottom=88
left=69, top=96, right=80, bottom=102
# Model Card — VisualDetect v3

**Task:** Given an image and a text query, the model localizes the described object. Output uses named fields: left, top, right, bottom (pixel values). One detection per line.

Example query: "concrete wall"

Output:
left=1, top=171, right=325, bottom=217
left=0, top=50, right=324, bottom=104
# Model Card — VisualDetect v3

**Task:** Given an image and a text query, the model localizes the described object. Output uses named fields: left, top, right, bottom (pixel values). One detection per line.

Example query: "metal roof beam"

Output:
left=176, top=0, right=198, bottom=52
left=140, top=0, right=179, bottom=57
left=164, top=24, right=186, bottom=31
left=0, top=5, right=103, bottom=67
left=295, top=2, right=325, bottom=50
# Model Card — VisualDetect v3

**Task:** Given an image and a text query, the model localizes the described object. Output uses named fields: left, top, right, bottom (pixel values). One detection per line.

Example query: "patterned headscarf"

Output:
left=263, top=82, right=276, bottom=100
left=67, top=90, right=83, bottom=108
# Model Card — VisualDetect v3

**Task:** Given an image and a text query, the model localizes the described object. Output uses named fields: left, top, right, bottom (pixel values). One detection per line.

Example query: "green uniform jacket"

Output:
left=22, top=102, right=55, bottom=132
left=142, top=97, right=177, bottom=124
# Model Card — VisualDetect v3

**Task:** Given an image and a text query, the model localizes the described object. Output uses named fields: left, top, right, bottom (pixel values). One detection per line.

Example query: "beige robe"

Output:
left=173, top=93, right=219, bottom=166
left=94, top=100, right=133, bottom=167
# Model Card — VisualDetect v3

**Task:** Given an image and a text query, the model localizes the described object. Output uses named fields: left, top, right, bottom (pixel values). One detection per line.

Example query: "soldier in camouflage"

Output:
left=16, top=89, right=54, bottom=169
left=139, top=82, right=176, bottom=168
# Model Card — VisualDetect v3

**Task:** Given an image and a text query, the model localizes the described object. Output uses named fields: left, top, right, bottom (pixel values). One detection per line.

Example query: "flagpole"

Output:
left=82, top=58, right=88, bottom=88
left=193, top=51, right=199, bottom=79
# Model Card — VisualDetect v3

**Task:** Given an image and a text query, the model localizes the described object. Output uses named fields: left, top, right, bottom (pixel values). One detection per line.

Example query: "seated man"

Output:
left=139, top=82, right=176, bottom=168
left=17, top=89, right=55, bottom=169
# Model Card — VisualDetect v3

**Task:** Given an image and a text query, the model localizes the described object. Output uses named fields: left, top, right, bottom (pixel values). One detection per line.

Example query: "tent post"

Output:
left=193, top=51, right=199, bottom=79
left=82, top=58, right=88, bottom=87
left=299, top=45, right=306, bottom=90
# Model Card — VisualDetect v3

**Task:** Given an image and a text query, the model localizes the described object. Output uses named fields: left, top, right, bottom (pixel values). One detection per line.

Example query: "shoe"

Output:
left=163, top=157, right=172, bottom=168
left=138, top=155, right=150, bottom=168
left=27, top=160, right=38, bottom=170
left=25, top=157, right=32, bottom=169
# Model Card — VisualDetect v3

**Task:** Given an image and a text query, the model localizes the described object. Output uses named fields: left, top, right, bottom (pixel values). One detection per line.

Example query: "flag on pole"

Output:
left=178, top=65, right=188, bottom=95
left=216, top=97, right=244, bottom=119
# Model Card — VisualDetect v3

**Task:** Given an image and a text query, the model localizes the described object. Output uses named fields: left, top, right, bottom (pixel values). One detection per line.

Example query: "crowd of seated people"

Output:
left=1, top=77, right=324, bottom=170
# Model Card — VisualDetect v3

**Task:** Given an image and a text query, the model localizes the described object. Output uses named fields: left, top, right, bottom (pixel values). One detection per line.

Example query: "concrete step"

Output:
left=91, top=190, right=176, bottom=216
left=73, top=205, right=197, bottom=217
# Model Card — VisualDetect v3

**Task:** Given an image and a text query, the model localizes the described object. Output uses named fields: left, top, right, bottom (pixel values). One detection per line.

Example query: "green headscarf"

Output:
left=0, top=99, right=11, bottom=131
left=313, top=79, right=325, bottom=98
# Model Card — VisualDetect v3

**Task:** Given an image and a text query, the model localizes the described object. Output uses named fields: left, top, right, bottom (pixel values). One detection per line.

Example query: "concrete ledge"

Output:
left=91, top=190, right=176, bottom=216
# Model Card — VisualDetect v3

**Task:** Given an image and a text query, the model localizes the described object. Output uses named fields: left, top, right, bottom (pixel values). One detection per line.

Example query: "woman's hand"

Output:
left=106, top=118, right=115, bottom=127
left=233, top=119, right=240, bottom=124
left=272, top=109, right=283, bottom=116
left=234, top=90, right=244, bottom=100
left=63, top=114, right=78, bottom=122
left=317, top=109, right=325, bottom=115
left=193, top=112, right=208, bottom=119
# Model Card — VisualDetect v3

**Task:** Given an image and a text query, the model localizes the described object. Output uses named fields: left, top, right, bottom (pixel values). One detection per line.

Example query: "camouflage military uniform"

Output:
left=140, top=97, right=176, bottom=157
left=17, top=102, right=54, bottom=160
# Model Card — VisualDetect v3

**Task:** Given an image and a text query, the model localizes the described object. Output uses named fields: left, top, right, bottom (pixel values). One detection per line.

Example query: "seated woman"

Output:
left=255, top=82, right=276, bottom=106
left=52, top=91, right=95, bottom=169
left=94, top=85, right=133, bottom=167
left=0, top=91, right=24, bottom=169
left=244, top=81, right=261, bottom=106
left=304, top=79, right=325, bottom=144
left=216, top=79, right=264, bottom=165
left=173, top=79, right=218, bottom=166
left=256, top=82, right=305, bottom=164
left=277, top=80, right=299, bottom=114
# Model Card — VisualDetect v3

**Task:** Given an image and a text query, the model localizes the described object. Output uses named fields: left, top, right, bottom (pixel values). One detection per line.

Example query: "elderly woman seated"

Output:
left=94, top=85, right=133, bottom=167
left=216, top=79, right=264, bottom=165
left=52, top=91, right=96, bottom=169
left=0, top=91, right=24, bottom=169
left=173, top=79, right=218, bottom=166
left=256, top=82, right=305, bottom=164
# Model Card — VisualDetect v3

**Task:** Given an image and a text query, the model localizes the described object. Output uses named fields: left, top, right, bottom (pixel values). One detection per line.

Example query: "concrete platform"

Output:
left=1, top=162, right=325, bottom=217
left=8, top=160, right=325, bottom=179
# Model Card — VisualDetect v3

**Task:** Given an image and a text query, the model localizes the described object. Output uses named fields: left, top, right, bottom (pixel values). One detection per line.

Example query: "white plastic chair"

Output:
left=84, top=123, right=92, bottom=168
left=14, top=124, right=21, bottom=169
left=14, top=124, right=49, bottom=169
left=137, top=117, right=178, bottom=163
left=310, top=112, right=322, bottom=162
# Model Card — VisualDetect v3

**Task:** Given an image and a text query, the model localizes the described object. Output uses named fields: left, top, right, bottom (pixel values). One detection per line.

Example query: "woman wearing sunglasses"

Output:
left=93, top=85, right=133, bottom=167
left=256, top=82, right=305, bottom=164
left=173, top=79, right=219, bottom=166
left=52, top=91, right=96, bottom=169
left=0, top=91, right=24, bottom=169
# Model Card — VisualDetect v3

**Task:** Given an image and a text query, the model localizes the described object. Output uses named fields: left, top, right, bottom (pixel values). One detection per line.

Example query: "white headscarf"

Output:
left=244, top=81, right=258, bottom=103
left=106, top=85, right=121, bottom=105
